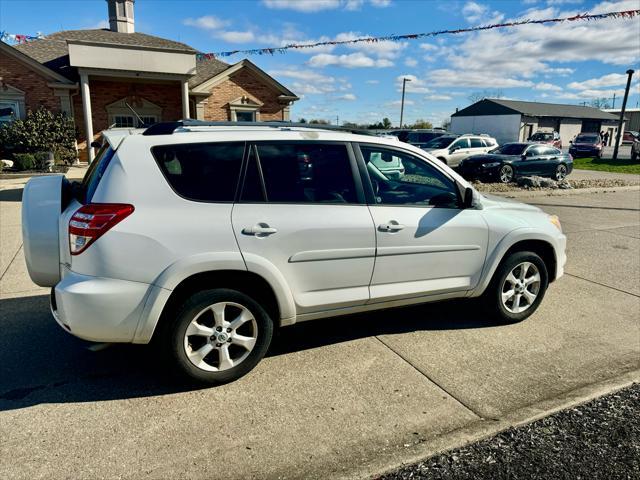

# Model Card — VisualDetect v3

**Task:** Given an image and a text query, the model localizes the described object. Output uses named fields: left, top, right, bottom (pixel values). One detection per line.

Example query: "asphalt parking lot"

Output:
left=0, top=175, right=639, bottom=479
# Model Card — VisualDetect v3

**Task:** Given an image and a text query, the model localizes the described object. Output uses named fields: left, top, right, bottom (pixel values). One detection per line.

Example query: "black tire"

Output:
left=159, top=288, right=273, bottom=384
left=498, top=164, right=514, bottom=183
left=555, top=163, right=568, bottom=181
left=481, top=251, right=549, bottom=324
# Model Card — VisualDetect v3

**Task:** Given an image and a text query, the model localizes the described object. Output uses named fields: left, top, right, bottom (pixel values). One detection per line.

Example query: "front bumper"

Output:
left=569, top=148, right=600, bottom=158
left=554, top=233, right=567, bottom=281
left=458, top=163, right=500, bottom=180
left=51, top=266, right=152, bottom=342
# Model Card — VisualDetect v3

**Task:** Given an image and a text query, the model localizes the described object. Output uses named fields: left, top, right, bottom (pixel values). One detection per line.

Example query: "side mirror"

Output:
left=521, top=154, right=527, bottom=160
left=463, top=187, right=474, bottom=208
left=449, top=146, right=459, bottom=153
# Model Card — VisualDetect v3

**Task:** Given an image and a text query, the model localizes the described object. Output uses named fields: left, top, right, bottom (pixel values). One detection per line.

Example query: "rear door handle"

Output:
left=378, top=222, right=405, bottom=232
left=242, top=224, right=278, bottom=236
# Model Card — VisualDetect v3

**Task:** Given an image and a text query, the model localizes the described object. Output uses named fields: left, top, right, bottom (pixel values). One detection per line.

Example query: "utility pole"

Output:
left=399, top=77, right=411, bottom=128
left=612, top=93, right=616, bottom=109
left=336, top=115, right=339, bottom=126
left=612, top=69, right=634, bottom=161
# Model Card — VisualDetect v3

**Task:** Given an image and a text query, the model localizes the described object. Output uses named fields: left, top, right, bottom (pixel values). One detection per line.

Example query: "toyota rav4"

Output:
left=22, top=121, right=566, bottom=384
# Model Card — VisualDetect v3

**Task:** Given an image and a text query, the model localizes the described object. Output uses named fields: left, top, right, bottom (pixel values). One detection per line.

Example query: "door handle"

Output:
left=378, top=222, right=405, bottom=232
left=242, top=224, right=278, bottom=236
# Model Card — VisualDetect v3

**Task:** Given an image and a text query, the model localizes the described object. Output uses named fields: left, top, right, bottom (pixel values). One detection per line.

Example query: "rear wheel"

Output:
left=555, top=163, right=568, bottom=181
left=499, top=164, right=514, bottom=183
left=160, top=289, right=273, bottom=384
left=482, top=251, right=548, bottom=323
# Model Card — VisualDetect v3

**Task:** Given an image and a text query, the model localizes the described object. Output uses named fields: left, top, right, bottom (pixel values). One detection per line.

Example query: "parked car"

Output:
left=405, top=129, right=448, bottom=149
left=22, top=121, right=566, bottom=384
left=369, top=150, right=405, bottom=179
left=569, top=133, right=603, bottom=159
left=528, top=131, right=562, bottom=149
left=388, top=129, right=412, bottom=142
left=631, top=137, right=640, bottom=161
left=458, top=143, right=573, bottom=183
left=422, top=134, right=498, bottom=167
left=622, top=131, right=639, bottom=145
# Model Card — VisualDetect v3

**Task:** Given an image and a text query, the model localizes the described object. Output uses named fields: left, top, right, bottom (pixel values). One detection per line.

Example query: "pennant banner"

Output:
left=0, top=31, right=44, bottom=44
left=196, top=9, right=640, bottom=60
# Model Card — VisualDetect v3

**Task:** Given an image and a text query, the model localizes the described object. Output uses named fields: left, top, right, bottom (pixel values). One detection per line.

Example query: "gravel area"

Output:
left=473, top=178, right=640, bottom=194
left=381, top=383, right=640, bottom=480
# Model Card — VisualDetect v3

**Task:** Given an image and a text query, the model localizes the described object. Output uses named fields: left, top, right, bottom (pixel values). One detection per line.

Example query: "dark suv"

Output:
left=406, top=130, right=448, bottom=149
left=569, top=133, right=603, bottom=159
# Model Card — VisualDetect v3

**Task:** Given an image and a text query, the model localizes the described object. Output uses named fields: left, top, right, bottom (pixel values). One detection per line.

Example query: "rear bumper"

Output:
left=51, top=267, right=152, bottom=342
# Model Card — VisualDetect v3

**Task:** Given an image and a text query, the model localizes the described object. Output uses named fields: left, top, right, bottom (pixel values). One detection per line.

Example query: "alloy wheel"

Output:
left=183, top=301, right=258, bottom=372
left=501, top=262, right=541, bottom=314
left=555, top=164, right=567, bottom=181
left=499, top=165, right=514, bottom=183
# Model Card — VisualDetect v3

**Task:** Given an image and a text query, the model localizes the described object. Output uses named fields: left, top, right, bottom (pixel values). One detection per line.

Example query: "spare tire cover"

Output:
left=22, top=175, right=65, bottom=287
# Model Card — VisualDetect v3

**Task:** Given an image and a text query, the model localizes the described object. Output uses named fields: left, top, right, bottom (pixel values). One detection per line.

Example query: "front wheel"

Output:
left=481, top=251, right=549, bottom=323
left=555, top=163, right=568, bottom=181
left=499, top=164, right=514, bottom=183
left=160, top=289, right=273, bottom=384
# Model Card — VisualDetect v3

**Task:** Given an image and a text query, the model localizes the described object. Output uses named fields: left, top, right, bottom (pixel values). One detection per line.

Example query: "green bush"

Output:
left=0, top=108, right=77, bottom=165
left=13, top=153, right=36, bottom=171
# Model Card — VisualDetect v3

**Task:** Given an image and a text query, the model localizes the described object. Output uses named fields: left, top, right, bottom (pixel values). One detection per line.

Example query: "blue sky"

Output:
left=1, top=0, right=639, bottom=126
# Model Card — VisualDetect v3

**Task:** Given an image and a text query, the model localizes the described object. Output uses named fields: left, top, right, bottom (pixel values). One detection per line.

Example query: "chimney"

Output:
left=107, top=0, right=135, bottom=33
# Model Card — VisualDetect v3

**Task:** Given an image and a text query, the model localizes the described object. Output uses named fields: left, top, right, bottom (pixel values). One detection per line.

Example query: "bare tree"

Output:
left=468, top=89, right=504, bottom=103
left=589, top=97, right=612, bottom=109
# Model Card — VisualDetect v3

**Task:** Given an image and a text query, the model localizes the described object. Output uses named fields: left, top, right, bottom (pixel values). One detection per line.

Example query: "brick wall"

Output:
left=73, top=79, right=182, bottom=159
left=202, top=69, right=285, bottom=121
left=0, top=51, right=61, bottom=113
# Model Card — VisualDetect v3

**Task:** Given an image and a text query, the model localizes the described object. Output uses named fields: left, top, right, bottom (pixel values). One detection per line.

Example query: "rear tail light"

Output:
left=69, top=203, right=134, bottom=255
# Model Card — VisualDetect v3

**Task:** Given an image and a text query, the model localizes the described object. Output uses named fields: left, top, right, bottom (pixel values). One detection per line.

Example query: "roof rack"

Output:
left=142, top=119, right=379, bottom=136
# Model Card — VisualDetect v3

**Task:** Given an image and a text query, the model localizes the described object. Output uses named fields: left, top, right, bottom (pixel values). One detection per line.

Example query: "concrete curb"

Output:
left=486, top=185, right=640, bottom=199
left=350, top=369, right=640, bottom=480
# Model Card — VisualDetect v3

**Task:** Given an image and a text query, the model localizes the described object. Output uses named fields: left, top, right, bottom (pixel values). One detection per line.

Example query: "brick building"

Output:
left=0, top=0, right=298, bottom=161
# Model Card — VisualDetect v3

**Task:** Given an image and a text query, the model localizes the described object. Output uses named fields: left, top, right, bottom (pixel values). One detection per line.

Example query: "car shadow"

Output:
left=0, top=188, right=23, bottom=202
left=0, top=294, right=500, bottom=411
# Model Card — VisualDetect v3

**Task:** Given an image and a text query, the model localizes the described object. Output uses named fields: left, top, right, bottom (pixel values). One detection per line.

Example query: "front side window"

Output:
left=151, top=142, right=244, bottom=202
left=451, top=138, right=470, bottom=149
left=361, top=146, right=459, bottom=208
left=244, top=143, right=358, bottom=204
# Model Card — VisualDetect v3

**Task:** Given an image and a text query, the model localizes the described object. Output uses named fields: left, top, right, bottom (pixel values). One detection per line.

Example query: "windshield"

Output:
left=575, top=134, right=599, bottom=143
left=530, top=132, right=553, bottom=141
left=492, top=143, right=527, bottom=155
left=424, top=136, right=456, bottom=149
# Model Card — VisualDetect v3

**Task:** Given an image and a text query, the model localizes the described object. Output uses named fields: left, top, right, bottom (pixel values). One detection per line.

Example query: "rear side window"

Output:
left=82, top=144, right=115, bottom=203
left=244, top=143, right=358, bottom=204
left=152, top=142, right=244, bottom=202
left=470, top=138, right=484, bottom=148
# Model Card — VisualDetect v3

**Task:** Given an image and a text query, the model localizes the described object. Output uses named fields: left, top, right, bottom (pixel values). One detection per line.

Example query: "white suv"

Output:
left=22, top=121, right=566, bottom=384
left=423, top=134, right=498, bottom=167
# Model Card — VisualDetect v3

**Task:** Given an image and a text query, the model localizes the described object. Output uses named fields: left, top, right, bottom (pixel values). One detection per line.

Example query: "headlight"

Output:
left=482, top=162, right=501, bottom=168
left=548, top=214, right=562, bottom=232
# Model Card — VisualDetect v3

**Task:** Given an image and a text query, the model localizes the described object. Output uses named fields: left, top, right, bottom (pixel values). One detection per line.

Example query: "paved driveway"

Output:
left=0, top=179, right=638, bottom=479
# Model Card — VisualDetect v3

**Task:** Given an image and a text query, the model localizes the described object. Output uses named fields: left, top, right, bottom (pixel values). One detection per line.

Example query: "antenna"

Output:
left=125, top=102, right=146, bottom=128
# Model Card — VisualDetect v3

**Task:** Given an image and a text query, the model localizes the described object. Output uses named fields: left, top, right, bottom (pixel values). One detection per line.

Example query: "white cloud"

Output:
left=425, top=94, right=453, bottom=100
left=386, top=99, right=415, bottom=107
left=216, top=30, right=255, bottom=43
left=366, top=79, right=380, bottom=84
left=308, top=52, right=393, bottom=68
left=534, top=82, right=563, bottom=91
left=462, top=1, right=488, bottom=23
left=262, top=0, right=341, bottom=12
left=404, top=57, right=418, bottom=67
left=427, top=69, right=534, bottom=88
left=261, top=0, right=390, bottom=11
left=183, top=15, right=230, bottom=30
left=88, top=20, right=109, bottom=29
left=419, top=43, right=439, bottom=51
left=568, top=73, right=630, bottom=90
left=336, top=93, right=357, bottom=100
left=395, top=74, right=432, bottom=93
left=558, top=82, right=639, bottom=100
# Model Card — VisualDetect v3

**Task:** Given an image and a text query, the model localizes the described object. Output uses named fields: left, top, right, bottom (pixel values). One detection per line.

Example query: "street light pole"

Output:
left=612, top=69, right=634, bottom=161
left=399, top=77, right=411, bottom=128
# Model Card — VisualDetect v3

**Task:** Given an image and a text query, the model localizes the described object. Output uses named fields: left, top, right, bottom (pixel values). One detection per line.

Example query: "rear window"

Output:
left=152, top=142, right=244, bottom=202
left=82, top=144, right=115, bottom=203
